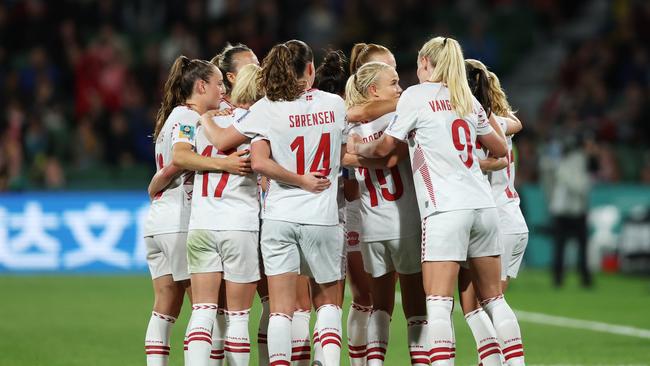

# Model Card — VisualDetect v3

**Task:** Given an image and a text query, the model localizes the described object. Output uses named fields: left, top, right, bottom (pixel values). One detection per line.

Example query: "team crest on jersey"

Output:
left=306, top=95, right=313, bottom=101
left=178, top=124, right=195, bottom=139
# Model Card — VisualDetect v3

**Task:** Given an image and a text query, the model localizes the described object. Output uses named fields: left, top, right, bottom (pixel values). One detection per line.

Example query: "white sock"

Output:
left=426, top=296, right=454, bottom=366
left=268, top=312, right=293, bottom=366
left=208, top=309, right=226, bottom=366
left=291, top=309, right=312, bottom=365
left=184, top=318, right=191, bottom=364
left=186, top=303, right=218, bottom=366
left=482, top=295, right=525, bottom=366
left=316, top=304, right=343, bottom=366
left=347, top=303, right=371, bottom=365
left=145, top=311, right=176, bottom=366
left=367, top=309, right=391, bottom=366
left=258, top=296, right=270, bottom=366
left=225, top=309, right=251, bottom=366
left=407, top=316, right=429, bottom=366
left=465, top=308, right=501, bottom=366
left=313, top=329, right=323, bottom=364
left=450, top=305, right=456, bottom=366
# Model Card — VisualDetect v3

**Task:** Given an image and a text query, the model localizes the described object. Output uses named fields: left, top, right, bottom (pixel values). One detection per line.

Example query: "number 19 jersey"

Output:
left=385, top=82, right=495, bottom=219
left=349, top=112, right=420, bottom=242
left=234, top=89, right=347, bottom=225
left=188, top=108, right=260, bottom=232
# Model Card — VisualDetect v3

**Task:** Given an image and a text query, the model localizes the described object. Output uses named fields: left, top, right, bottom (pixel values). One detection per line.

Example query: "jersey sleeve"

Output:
left=333, top=96, right=348, bottom=145
left=385, top=89, right=418, bottom=141
left=472, top=97, right=493, bottom=136
left=233, top=100, right=269, bottom=139
left=171, top=111, right=200, bottom=147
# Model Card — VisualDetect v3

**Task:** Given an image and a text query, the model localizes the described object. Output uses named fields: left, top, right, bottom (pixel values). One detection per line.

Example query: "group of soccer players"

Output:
left=143, top=35, right=529, bottom=366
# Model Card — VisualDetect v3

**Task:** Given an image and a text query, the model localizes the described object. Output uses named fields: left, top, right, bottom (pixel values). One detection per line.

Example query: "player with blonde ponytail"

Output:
left=344, top=61, right=429, bottom=366
left=347, top=36, right=526, bottom=366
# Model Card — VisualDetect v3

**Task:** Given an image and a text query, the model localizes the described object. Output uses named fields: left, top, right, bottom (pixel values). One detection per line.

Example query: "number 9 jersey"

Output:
left=385, top=82, right=495, bottom=219
left=233, top=89, right=347, bottom=226
left=188, top=108, right=260, bottom=232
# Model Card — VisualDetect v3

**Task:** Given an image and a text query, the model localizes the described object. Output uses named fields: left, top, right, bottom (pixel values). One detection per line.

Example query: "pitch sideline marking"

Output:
left=392, top=292, right=650, bottom=339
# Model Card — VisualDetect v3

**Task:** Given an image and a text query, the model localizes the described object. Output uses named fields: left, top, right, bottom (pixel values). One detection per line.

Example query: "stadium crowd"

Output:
left=1, top=0, right=648, bottom=191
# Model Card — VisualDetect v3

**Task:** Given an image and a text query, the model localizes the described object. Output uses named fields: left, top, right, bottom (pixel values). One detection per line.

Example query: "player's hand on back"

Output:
left=347, top=134, right=362, bottom=154
left=299, top=172, right=331, bottom=193
left=220, top=150, right=252, bottom=175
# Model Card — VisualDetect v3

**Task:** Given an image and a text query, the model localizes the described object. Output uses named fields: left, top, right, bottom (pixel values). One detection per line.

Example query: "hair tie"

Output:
left=443, top=38, right=448, bottom=46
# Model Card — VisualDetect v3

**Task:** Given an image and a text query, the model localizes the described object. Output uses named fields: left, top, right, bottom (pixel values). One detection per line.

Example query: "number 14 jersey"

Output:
left=349, top=112, right=420, bottom=242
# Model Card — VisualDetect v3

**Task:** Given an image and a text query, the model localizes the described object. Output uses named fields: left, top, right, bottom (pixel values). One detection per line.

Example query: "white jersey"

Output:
left=144, top=105, right=199, bottom=236
left=477, top=115, right=528, bottom=234
left=188, top=109, right=260, bottom=231
left=219, top=98, right=235, bottom=111
left=385, top=82, right=495, bottom=219
left=234, top=89, right=347, bottom=225
left=349, top=112, right=421, bottom=241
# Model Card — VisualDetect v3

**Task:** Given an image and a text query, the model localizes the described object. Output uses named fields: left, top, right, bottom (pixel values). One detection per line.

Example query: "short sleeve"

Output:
left=333, top=96, right=348, bottom=145
left=473, top=97, right=493, bottom=136
left=233, top=99, right=269, bottom=139
left=385, top=88, right=418, bottom=141
left=171, top=111, right=200, bottom=147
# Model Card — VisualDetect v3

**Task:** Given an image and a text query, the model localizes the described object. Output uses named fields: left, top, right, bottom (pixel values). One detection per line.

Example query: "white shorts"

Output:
left=361, top=235, right=422, bottom=277
left=145, top=233, right=190, bottom=281
left=186, top=230, right=261, bottom=283
left=501, top=232, right=528, bottom=280
left=421, top=208, right=501, bottom=262
left=261, top=220, right=345, bottom=284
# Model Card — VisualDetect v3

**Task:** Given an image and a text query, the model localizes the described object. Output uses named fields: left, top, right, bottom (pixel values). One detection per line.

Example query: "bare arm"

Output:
left=503, top=112, right=522, bottom=136
left=250, top=140, right=331, bottom=193
left=172, top=143, right=251, bottom=174
left=199, top=110, right=250, bottom=151
left=477, top=114, right=508, bottom=158
left=348, top=133, right=402, bottom=159
left=147, top=165, right=183, bottom=200
left=479, top=157, right=508, bottom=172
left=346, top=99, right=398, bottom=123
left=342, top=141, right=408, bottom=169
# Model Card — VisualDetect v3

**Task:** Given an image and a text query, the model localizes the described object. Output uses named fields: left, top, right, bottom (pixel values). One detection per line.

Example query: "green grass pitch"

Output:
left=1, top=270, right=649, bottom=365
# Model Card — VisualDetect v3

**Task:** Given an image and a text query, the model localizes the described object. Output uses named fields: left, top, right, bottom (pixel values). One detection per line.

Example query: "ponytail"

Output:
left=349, top=43, right=391, bottom=74
left=231, top=63, right=263, bottom=107
left=344, top=61, right=393, bottom=108
left=258, top=40, right=313, bottom=102
left=154, top=56, right=216, bottom=139
left=314, top=50, right=348, bottom=96
left=487, top=71, right=513, bottom=116
left=418, top=37, right=473, bottom=117
left=465, top=59, right=493, bottom=117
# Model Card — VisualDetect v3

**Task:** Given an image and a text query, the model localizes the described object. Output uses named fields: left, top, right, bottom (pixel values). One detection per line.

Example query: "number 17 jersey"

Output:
left=188, top=108, right=260, bottom=232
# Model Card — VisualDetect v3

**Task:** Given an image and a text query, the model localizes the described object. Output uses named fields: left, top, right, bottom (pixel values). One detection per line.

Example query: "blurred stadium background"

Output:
left=1, top=0, right=649, bottom=365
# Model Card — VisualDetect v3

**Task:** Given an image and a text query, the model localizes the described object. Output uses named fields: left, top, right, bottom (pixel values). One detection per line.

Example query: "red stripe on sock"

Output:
left=429, top=347, right=454, bottom=354
left=210, top=355, right=225, bottom=360
left=145, top=350, right=169, bottom=355
left=430, top=354, right=451, bottom=362
left=367, top=347, right=387, bottom=354
left=410, top=350, right=429, bottom=357
left=225, top=347, right=250, bottom=353
left=505, top=351, right=525, bottom=360
left=187, top=336, right=212, bottom=344
left=319, top=332, right=341, bottom=341
left=291, top=354, right=311, bottom=361
left=187, top=331, right=211, bottom=338
left=411, top=358, right=430, bottom=365
left=321, top=338, right=341, bottom=348
left=269, top=361, right=290, bottom=366
left=349, top=352, right=367, bottom=358
left=480, top=348, right=502, bottom=360
left=145, top=345, right=170, bottom=350
left=225, top=340, right=250, bottom=347
left=211, top=349, right=224, bottom=354
left=367, top=354, right=385, bottom=361
left=478, top=342, right=500, bottom=353
left=503, top=344, right=523, bottom=354
left=349, top=344, right=367, bottom=351
left=292, top=346, right=311, bottom=352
